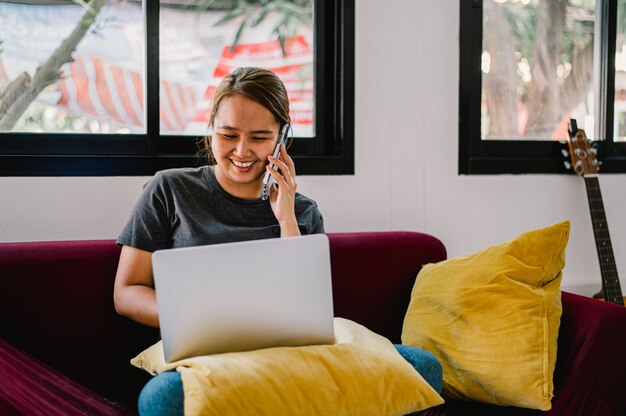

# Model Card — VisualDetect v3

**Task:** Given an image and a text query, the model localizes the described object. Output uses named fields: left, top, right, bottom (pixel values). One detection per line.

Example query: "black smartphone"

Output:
left=261, top=124, right=290, bottom=200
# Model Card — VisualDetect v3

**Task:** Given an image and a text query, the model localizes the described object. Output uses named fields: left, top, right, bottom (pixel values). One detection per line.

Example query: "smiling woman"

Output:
left=113, top=66, right=320, bottom=323
left=112, top=67, right=327, bottom=415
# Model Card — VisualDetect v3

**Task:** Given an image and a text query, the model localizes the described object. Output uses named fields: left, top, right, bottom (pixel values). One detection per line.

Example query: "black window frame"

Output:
left=459, top=0, right=626, bottom=174
left=0, top=0, right=354, bottom=176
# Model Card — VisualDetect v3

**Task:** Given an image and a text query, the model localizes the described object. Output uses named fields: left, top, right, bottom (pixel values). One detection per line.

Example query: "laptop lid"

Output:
left=152, top=234, right=335, bottom=362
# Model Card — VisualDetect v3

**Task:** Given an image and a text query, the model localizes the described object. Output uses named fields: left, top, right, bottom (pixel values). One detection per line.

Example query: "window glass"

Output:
left=615, top=0, right=626, bottom=142
left=159, top=0, right=314, bottom=137
left=481, top=0, right=596, bottom=141
left=0, top=1, right=146, bottom=134
left=0, top=0, right=353, bottom=177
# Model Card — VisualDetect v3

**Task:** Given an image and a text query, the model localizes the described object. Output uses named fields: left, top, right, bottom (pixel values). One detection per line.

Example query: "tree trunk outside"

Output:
left=523, top=0, right=565, bottom=138
left=483, top=0, right=595, bottom=140
left=483, top=1, right=520, bottom=139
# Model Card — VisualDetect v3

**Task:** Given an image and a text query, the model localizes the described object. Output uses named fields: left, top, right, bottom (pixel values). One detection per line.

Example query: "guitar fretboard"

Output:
left=584, top=176, right=624, bottom=305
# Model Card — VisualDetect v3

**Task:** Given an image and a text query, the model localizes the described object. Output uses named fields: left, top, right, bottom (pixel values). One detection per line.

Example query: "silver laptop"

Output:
left=152, top=234, right=335, bottom=362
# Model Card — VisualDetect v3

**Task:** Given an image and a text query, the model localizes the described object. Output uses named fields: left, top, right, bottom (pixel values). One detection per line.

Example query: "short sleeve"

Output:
left=116, top=172, right=173, bottom=252
left=311, top=210, right=325, bottom=234
left=296, top=196, right=325, bottom=235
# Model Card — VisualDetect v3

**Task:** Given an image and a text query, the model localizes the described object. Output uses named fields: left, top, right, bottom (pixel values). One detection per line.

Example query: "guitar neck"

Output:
left=583, top=176, right=624, bottom=306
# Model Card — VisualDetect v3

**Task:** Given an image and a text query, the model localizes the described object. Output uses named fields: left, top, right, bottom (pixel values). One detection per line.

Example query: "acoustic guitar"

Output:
left=565, top=119, right=624, bottom=306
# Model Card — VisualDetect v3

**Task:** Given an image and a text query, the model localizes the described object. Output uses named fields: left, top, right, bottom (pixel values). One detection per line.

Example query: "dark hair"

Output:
left=200, top=67, right=291, bottom=165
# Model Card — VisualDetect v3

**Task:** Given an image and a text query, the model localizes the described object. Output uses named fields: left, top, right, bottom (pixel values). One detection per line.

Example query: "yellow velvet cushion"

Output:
left=132, top=318, right=444, bottom=415
left=401, top=221, right=570, bottom=410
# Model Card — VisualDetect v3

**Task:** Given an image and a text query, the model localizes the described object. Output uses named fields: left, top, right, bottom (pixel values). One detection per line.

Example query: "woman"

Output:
left=114, top=67, right=441, bottom=415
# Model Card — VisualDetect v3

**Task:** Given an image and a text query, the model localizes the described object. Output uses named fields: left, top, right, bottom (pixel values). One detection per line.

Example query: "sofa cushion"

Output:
left=132, top=318, right=444, bottom=415
left=402, top=221, right=569, bottom=410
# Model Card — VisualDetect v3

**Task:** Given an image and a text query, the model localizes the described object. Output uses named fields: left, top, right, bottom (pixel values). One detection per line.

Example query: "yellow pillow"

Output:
left=402, top=221, right=569, bottom=410
left=132, top=318, right=444, bottom=415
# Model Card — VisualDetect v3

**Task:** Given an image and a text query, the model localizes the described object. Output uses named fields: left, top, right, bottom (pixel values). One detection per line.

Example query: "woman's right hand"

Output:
left=267, top=144, right=300, bottom=237
left=113, top=245, right=160, bottom=328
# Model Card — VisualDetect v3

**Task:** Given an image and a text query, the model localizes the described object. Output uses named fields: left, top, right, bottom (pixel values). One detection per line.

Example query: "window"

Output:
left=460, top=0, right=626, bottom=174
left=0, top=0, right=354, bottom=176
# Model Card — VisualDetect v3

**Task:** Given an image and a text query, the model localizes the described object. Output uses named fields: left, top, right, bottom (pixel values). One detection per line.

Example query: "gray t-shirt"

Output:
left=117, top=166, right=324, bottom=252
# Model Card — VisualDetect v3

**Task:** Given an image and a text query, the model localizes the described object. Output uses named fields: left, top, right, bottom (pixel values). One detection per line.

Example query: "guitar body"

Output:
left=566, top=119, right=624, bottom=306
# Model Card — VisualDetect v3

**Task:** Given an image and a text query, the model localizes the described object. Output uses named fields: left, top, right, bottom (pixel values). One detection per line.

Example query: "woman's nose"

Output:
left=234, top=139, right=249, bottom=155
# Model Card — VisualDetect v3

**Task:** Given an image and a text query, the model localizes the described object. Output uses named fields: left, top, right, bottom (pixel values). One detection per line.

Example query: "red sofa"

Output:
left=1, top=232, right=625, bottom=415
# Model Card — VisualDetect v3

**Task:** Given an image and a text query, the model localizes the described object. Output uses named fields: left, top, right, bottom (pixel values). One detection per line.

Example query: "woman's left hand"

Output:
left=267, top=144, right=300, bottom=237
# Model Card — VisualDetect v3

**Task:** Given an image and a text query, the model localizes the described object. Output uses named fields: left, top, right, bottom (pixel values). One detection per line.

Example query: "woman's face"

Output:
left=211, top=94, right=280, bottom=199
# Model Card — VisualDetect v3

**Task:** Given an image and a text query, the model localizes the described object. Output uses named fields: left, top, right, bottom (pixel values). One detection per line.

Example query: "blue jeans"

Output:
left=138, top=344, right=443, bottom=416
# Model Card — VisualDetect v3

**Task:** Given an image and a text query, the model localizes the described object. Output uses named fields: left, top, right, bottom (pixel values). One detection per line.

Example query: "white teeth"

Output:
left=232, top=160, right=255, bottom=168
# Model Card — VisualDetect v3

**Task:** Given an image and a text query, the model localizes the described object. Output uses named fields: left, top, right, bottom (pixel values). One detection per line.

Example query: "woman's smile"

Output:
left=230, top=158, right=257, bottom=173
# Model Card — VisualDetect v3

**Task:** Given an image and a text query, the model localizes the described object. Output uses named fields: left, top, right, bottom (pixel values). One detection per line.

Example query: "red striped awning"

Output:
left=57, top=54, right=198, bottom=133
left=192, top=35, right=314, bottom=128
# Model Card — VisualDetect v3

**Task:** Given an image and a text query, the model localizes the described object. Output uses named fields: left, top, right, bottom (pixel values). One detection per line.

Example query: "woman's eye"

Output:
left=252, top=137, right=271, bottom=142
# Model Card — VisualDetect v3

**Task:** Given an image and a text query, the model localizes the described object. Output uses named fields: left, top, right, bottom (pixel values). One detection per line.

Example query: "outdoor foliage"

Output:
left=483, top=0, right=595, bottom=139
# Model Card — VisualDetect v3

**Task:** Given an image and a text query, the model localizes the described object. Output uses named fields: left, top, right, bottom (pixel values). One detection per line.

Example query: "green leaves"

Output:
left=211, top=0, right=312, bottom=55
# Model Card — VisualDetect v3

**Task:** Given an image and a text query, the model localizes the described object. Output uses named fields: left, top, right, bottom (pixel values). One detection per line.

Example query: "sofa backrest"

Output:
left=0, top=231, right=446, bottom=407
left=327, top=232, right=446, bottom=342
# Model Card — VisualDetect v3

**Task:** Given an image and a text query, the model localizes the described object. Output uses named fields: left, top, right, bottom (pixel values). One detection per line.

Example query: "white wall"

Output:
left=1, top=0, right=624, bottom=296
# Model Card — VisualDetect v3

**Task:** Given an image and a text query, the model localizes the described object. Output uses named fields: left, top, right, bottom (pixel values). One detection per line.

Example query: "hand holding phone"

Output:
left=261, top=124, right=290, bottom=200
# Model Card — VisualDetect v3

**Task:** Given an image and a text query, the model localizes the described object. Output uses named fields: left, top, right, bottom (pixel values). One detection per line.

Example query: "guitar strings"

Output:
left=584, top=176, right=623, bottom=303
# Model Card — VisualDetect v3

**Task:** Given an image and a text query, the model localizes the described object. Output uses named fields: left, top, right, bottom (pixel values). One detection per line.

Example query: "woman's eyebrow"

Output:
left=216, top=125, right=274, bottom=135
left=216, top=125, right=238, bottom=131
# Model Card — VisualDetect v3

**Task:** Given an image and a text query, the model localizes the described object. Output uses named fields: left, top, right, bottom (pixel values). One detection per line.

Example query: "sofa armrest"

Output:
left=0, top=240, right=157, bottom=409
left=549, top=292, right=626, bottom=416
left=0, top=337, right=130, bottom=415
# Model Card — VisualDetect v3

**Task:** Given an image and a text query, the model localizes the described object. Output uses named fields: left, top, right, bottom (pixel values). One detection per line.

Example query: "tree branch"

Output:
left=0, top=72, right=30, bottom=121
left=0, top=0, right=108, bottom=131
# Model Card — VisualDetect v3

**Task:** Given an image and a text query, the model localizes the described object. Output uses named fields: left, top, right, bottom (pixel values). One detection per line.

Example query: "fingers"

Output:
left=266, top=144, right=298, bottom=227
left=265, top=162, right=291, bottom=189
left=267, top=145, right=294, bottom=177
left=267, top=144, right=296, bottom=189
left=279, top=144, right=296, bottom=177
